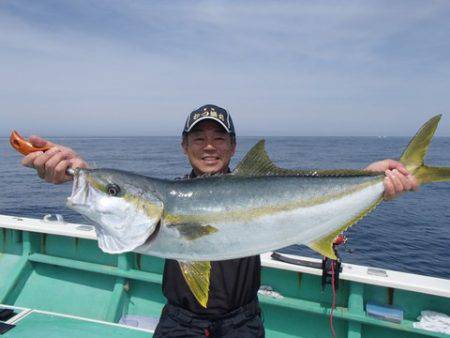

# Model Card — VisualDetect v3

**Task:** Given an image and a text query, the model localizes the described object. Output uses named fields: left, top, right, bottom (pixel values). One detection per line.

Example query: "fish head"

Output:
left=67, top=168, right=164, bottom=253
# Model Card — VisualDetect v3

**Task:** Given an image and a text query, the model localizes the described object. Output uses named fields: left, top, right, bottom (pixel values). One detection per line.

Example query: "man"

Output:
left=21, top=104, right=418, bottom=337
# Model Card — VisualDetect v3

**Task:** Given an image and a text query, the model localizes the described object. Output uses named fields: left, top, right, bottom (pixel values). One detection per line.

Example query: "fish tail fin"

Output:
left=400, top=114, right=450, bottom=184
left=308, top=115, right=449, bottom=259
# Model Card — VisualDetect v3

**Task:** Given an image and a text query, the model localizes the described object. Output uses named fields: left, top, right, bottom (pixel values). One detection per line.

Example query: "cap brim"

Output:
left=185, top=116, right=231, bottom=133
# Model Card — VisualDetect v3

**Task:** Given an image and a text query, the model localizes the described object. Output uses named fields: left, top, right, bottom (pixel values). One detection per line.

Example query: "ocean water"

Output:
left=1, top=136, right=449, bottom=279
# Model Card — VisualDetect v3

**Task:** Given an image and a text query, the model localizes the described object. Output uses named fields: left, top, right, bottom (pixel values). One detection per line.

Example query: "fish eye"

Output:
left=106, top=184, right=121, bottom=196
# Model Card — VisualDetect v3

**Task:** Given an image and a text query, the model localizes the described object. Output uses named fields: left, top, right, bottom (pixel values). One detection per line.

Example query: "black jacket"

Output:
left=162, top=170, right=261, bottom=317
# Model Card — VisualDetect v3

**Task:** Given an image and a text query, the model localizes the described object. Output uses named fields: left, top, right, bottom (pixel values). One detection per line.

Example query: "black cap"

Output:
left=183, top=104, right=235, bottom=135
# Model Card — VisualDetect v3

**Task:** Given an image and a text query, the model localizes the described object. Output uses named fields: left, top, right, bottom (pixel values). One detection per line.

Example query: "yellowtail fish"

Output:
left=67, top=115, right=450, bottom=307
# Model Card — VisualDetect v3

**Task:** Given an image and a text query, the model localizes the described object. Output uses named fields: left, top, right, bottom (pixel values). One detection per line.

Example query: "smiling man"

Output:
left=21, top=104, right=417, bottom=337
left=154, top=105, right=265, bottom=337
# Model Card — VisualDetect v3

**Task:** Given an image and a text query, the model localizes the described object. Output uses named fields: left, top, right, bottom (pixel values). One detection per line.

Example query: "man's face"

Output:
left=182, top=120, right=236, bottom=175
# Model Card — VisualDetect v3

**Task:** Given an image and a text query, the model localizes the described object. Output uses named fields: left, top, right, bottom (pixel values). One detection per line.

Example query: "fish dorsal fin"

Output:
left=233, top=139, right=381, bottom=177
left=233, top=140, right=279, bottom=176
left=178, top=261, right=211, bottom=308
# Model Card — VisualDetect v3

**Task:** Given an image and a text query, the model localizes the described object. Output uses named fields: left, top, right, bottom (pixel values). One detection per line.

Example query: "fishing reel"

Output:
left=321, top=234, right=346, bottom=291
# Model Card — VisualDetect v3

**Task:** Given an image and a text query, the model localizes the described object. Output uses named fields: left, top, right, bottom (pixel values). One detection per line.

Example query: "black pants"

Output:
left=153, top=300, right=265, bottom=338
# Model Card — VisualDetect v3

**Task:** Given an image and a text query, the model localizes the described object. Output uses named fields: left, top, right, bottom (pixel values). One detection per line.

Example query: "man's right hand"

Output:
left=21, top=135, right=88, bottom=184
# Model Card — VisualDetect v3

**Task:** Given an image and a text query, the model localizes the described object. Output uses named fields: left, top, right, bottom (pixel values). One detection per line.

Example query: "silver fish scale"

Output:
left=162, top=174, right=380, bottom=215
left=134, top=172, right=385, bottom=260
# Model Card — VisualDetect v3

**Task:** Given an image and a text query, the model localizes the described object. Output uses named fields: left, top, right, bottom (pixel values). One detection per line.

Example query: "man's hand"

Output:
left=365, top=159, right=419, bottom=200
left=21, top=135, right=88, bottom=184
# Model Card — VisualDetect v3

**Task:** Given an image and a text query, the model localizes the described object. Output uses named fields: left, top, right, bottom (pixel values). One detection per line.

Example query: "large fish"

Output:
left=66, top=115, right=450, bottom=307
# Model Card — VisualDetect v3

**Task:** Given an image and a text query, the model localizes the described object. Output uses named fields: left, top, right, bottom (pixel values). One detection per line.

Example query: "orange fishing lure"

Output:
left=10, top=130, right=50, bottom=155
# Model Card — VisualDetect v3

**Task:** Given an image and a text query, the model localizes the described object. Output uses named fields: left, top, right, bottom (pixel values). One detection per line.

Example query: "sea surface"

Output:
left=1, top=136, right=449, bottom=279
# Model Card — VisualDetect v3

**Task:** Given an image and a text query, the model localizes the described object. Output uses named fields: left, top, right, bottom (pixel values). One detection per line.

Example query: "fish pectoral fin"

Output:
left=307, top=196, right=383, bottom=259
left=178, top=261, right=211, bottom=308
left=168, top=222, right=218, bottom=240
left=233, top=139, right=381, bottom=177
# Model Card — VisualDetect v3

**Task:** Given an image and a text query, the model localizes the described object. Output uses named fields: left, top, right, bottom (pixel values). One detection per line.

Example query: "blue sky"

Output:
left=1, top=1, right=450, bottom=136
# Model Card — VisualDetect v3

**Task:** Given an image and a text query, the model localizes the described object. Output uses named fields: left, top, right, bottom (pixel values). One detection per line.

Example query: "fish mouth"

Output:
left=66, top=169, right=90, bottom=210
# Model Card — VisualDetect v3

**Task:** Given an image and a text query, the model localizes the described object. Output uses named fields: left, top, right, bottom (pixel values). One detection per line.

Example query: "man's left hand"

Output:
left=365, top=159, right=419, bottom=200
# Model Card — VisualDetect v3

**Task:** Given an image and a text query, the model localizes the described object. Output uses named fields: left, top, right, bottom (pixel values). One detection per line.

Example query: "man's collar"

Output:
left=187, top=168, right=231, bottom=179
